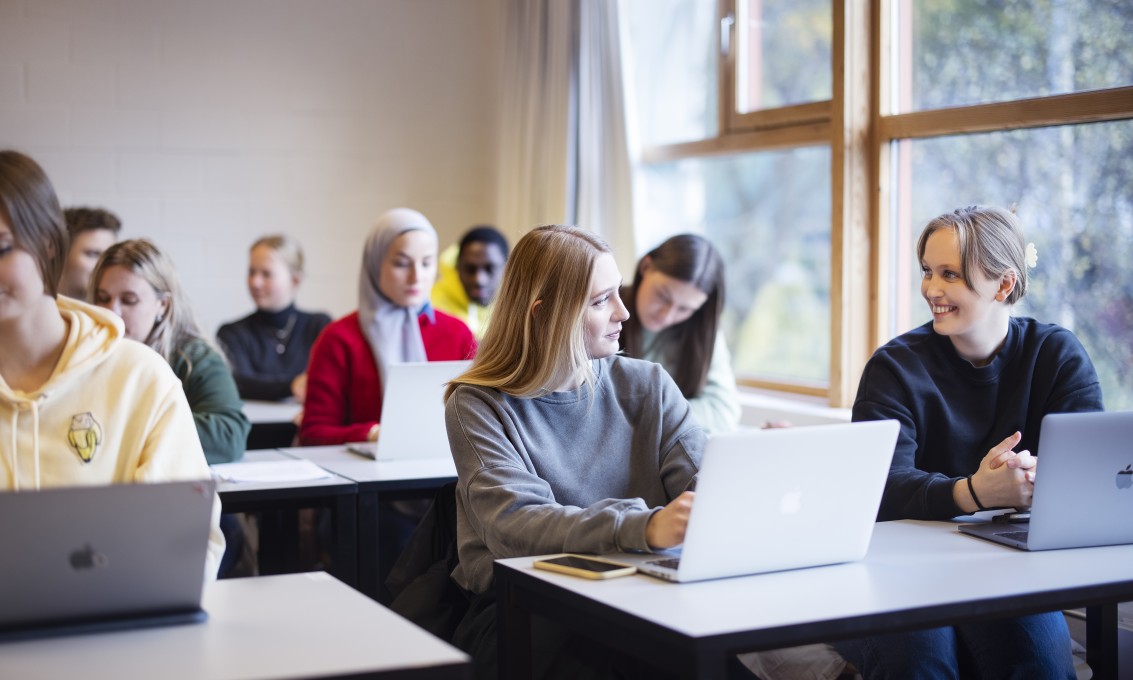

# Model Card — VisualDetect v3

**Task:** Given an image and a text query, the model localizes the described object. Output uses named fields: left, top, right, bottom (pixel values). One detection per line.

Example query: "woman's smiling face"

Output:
left=920, top=227, right=1006, bottom=347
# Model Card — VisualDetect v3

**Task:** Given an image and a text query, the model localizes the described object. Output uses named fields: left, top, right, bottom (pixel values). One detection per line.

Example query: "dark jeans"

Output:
left=834, top=611, right=1076, bottom=680
left=217, top=513, right=244, bottom=578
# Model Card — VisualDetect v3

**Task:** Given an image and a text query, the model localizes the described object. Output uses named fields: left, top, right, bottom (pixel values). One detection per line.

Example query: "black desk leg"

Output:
left=1087, top=603, right=1118, bottom=680
left=691, top=646, right=733, bottom=680
left=498, top=579, right=532, bottom=680
left=356, top=491, right=380, bottom=601
left=331, top=493, right=358, bottom=588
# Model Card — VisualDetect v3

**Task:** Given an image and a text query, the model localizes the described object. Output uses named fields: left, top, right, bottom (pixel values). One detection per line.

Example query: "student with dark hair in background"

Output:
left=431, top=225, right=509, bottom=340
left=59, top=206, right=121, bottom=300
left=619, top=234, right=740, bottom=434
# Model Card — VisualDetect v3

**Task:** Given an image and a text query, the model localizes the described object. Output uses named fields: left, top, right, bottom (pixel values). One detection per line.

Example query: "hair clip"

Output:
left=1025, top=242, right=1038, bottom=269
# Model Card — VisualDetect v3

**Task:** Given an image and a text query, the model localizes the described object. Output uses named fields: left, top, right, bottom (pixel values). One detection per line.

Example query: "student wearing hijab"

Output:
left=299, top=208, right=477, bottom=446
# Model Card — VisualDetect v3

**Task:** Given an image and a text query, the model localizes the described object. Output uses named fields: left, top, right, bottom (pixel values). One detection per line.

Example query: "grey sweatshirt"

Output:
left=445, top=355, right=705, bottom=593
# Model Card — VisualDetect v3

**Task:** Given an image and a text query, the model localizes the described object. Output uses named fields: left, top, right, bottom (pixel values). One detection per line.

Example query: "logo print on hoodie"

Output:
left=67, top=412, right=103, bottom=463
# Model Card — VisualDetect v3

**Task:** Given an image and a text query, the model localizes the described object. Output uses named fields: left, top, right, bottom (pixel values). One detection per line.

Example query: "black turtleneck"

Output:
left=216, top=304, right=332, bottom=401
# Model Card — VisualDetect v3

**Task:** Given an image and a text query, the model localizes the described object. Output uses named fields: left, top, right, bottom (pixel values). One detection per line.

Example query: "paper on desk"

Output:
left=211, top=459, right=333, bottom=483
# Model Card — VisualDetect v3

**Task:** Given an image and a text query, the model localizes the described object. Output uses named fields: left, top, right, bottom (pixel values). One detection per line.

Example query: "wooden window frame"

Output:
left=634, top=0, right=1133, bottom=407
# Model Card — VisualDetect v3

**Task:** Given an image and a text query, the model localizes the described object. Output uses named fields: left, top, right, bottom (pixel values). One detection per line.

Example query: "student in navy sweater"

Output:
left=838, top=205, right=1103, bottom=679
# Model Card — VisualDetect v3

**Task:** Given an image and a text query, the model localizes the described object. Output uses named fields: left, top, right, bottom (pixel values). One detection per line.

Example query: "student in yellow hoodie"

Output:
left=431, top=226, right=509, bottom=340
left=0, top=150, right=225, bottom=579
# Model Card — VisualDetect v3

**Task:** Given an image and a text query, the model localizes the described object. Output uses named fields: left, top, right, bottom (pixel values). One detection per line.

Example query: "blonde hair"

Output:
left=917, top=205, right=1029, bottom=305
left=446, top=225, right=611, bottom=400
left=91, top=239, right=215, bottom=371
left=251, top=234, right=304, bottom=278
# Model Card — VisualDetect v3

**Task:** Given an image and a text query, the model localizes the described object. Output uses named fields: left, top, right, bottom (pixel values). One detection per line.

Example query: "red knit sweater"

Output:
left=299, top=310, right=476, bottom=445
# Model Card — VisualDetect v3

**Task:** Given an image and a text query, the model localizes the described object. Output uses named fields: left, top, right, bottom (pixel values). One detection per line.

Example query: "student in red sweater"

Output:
left=300, top=208, right=477, bottom=446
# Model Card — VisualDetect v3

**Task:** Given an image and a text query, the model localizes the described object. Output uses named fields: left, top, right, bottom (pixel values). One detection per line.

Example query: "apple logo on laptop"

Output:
left=1117, top=464, right=1133, bottom=490
left=69, top=544, right=109, bottom=570
left=780, top=490, right=803, bottom=515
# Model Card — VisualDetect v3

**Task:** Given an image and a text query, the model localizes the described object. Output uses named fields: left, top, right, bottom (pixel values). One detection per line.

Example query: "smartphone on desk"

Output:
left=533, top=555, right=637, bottom=580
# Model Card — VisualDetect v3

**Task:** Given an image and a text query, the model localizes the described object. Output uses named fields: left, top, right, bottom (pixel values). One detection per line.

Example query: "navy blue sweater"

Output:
left=853, top=317, right=1103, bottom=521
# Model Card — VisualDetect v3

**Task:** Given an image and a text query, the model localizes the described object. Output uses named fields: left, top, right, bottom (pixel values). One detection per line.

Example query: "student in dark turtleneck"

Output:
left=217, top=235, right=331, bottom=402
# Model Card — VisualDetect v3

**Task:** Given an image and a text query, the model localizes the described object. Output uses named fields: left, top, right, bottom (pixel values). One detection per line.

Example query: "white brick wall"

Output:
left=0, top=0, right=500, bottom=335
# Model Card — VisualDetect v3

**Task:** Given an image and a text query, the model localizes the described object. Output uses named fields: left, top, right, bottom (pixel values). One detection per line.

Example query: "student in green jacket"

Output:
left=91, top=239, right=251, bottom=465
left=92, top=239, right=250, bottom=575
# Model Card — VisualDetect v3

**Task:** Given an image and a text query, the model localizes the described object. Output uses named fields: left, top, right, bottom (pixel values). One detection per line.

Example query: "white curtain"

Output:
left=576, top=0, right=636, bottom=275
left=495, top=0, right=636, bottom=272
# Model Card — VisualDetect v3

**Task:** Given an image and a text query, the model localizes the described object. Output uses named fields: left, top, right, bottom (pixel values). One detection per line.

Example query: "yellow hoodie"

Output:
left=0, top=297, right=225, bottom=578
left=431, top=243, right=492, bottom=340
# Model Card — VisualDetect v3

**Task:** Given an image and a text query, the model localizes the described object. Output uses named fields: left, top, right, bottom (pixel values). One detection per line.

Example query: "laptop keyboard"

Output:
left=648, top=557, right=681, bottom=570
left=997, top=530, right=1029, bottom=543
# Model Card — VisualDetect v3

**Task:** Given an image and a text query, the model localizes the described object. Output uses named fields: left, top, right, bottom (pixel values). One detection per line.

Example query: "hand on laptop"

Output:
left=646, top=491, right=695, bottom=550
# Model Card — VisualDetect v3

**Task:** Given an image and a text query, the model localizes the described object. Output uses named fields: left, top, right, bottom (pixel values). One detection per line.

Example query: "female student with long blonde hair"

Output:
left=444, top=225, right=705, bottom=678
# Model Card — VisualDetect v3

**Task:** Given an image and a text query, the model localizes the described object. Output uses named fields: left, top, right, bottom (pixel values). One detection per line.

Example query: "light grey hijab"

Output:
left=358, top=208, right=438, bottom=389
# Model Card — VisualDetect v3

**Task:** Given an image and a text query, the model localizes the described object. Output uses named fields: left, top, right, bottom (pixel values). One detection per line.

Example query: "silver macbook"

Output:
left=637, top=419, right=899, bottom=583
left=0, top=479, right=215, bottom=641
left=958, top=410, right=1133, bottom=550
left=348, top=360, right=472, bottom=461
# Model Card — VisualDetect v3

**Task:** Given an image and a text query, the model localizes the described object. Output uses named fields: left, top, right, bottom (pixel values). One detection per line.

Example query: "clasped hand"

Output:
left=971, top=431, right=1037, bottom=509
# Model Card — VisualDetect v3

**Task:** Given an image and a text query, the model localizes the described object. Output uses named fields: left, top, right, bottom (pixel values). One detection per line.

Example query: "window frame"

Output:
left=632, top=0, right=1133, bottom=407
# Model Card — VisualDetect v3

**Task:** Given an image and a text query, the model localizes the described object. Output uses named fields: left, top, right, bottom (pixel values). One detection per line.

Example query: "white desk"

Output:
left=241, top=399, right=302, bottom=424
left=495, top=520, right=1133, bottom=679
left=0, top=572, right=470, bottom=679
left=241, top=400, right=302, bottom=449
left=280, top=446, right=458, bottom=601
left=216, top=450, right=358, bottom=586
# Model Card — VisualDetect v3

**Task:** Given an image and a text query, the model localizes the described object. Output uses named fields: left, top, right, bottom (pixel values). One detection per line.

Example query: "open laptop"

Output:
left=348, top=360, right=472, bottom=461
left=636, top=419, right=899, bottom=583
left=0, top=479, right=215, bottom=641
left=958, top=410, right=1133, bottom=550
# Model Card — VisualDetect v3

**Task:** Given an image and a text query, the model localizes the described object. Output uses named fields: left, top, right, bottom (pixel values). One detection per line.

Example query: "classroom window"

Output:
left=636, top=147, right=831, bottom=385
left=734, top=0, right=832, bottom=113
left=621, top=0, right=719, bottom=146
left=889, top=120, right=1133, bottom=410
left=900, top=0, right=1133, bottom=111
left=622, top=0, right=1133, bottom=406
